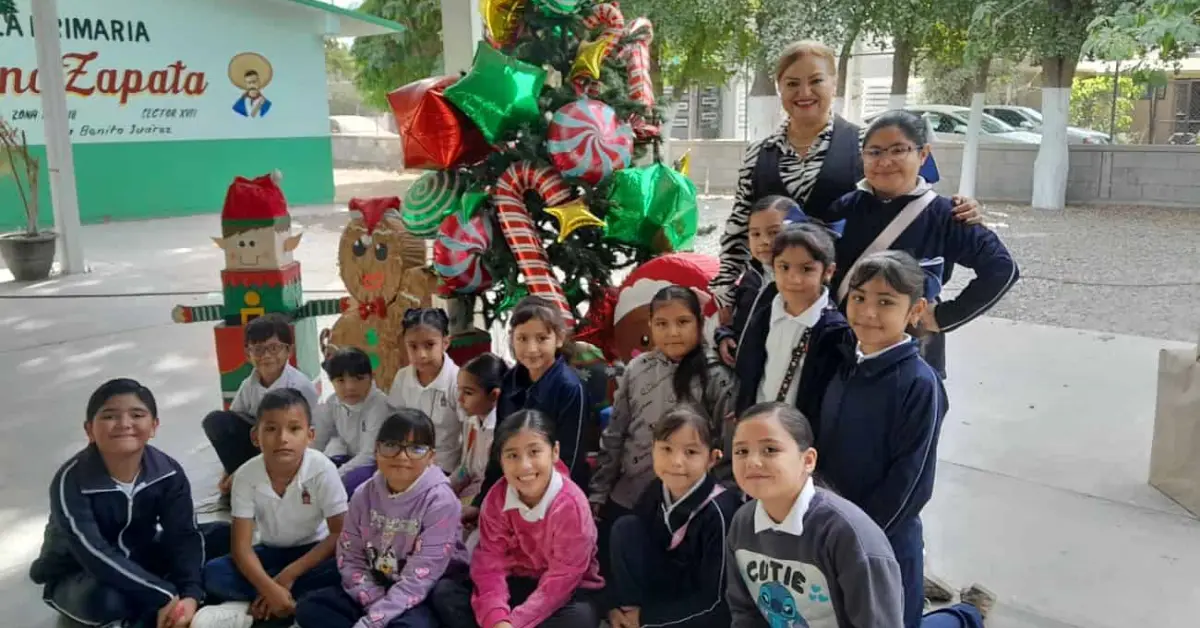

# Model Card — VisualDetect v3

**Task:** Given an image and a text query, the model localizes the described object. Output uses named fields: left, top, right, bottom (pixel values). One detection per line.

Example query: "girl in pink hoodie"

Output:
left=430, top=409, right=604, bottom=628
left=295, top=409, right=468, bottom=628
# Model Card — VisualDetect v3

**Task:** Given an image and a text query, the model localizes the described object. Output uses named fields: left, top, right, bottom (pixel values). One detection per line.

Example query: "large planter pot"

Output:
left=0, top=231, right=57, bottom=281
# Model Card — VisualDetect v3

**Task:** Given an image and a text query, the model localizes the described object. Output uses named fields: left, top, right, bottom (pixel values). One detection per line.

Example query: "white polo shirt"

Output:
left=230, top=364, right=320, bottom=417
left=230, top=449, right=349, bottom=548
left=388, top=358, right=462, bottom=472
left=757, top=290, right=829, bottom=406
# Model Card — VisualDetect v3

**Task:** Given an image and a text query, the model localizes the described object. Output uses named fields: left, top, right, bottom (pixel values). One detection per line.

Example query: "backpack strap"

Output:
left=836, top=189, right=938, bottom=303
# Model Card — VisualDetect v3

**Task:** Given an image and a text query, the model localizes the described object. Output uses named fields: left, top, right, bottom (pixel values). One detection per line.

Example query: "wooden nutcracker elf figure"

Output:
left=172, top=172, right=337, bottom=408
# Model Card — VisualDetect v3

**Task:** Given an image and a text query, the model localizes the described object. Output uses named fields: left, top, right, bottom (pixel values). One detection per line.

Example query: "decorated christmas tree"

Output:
left=388, top=0, right=698, bottom=332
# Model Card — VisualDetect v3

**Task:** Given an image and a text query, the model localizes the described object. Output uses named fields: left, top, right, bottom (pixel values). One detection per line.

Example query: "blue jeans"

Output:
left=202, top=530, right=339, bottom=602
left=43, top=570, right=159, bottom=627
left=923, top=603, right=985, bottom=628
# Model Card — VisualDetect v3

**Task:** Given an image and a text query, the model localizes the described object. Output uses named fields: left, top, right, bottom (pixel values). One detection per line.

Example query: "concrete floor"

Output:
left=1, top=203, right=1198, bottom=627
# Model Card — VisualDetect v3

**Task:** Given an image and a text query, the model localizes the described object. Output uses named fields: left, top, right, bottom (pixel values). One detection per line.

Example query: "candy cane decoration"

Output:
left=621, top=17, right=655, bottom=110
left=583, top=2, right=626, bottom=43
left=492, top=162, right=576, bottom=326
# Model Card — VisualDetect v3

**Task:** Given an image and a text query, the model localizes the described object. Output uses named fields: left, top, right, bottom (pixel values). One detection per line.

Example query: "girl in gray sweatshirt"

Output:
left=725, top=402, right=994, bottom=628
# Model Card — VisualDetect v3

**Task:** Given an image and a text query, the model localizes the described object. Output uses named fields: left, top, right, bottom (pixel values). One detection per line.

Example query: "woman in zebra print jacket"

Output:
left=709, top=40, right=982, bottom=312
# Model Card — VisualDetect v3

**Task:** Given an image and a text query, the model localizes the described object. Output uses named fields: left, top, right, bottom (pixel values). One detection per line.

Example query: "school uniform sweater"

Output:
left=713, top=260, right=777, bottom=354
left=471, top=462, right=604, bottom=628
left=628, top=475, right=742, bottom=626
left=313, top=386, right=391, bottom=474
left=733, top=303, right=854, bottom=435
left=30, top=445, right=206, bottom=608
left=725, top=482, right=904, bottom=628
left=591, top=351, right=736, bottom=509
left=339, top=466, right=469, bottom=628
left=817, top=338, right=947, bottom=536
left=829, top=180, right=1020, bottom=375
left=475, top=356, right=589, bottom=506
left=389, top=357, right=462, bottom=472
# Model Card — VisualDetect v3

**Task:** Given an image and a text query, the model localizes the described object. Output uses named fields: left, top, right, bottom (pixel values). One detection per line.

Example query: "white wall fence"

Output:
left=331, top=135, right=1200, bottom=207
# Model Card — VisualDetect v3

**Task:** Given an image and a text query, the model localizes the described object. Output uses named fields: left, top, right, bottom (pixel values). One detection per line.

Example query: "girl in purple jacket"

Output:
left=296, top=409, right=468, bottom=628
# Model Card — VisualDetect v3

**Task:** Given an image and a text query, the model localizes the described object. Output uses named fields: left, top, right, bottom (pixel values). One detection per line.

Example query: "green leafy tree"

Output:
left=1069, top=75, right=1137, bottom=134
left=351, top=0, right=445, bottom=110
left=619, top=0, right=756, bottom=95
left=1085, top=0, right=1200, bottom=62
left=326, top=39, right=356, bottom=81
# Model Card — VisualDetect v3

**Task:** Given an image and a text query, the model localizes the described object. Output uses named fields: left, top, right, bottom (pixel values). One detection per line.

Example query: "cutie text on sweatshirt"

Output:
left=725, top=482, right=903, bottom=628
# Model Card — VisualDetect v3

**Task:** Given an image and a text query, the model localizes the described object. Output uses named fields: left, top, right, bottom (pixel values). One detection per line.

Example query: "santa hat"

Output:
left=221, top=173, right=288, bottom=229
left=614, top=253, right=720, bottom=324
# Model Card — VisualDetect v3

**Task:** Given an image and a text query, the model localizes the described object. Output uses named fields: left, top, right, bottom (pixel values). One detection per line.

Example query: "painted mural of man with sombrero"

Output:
left=229, top=52, right=273, bottom=118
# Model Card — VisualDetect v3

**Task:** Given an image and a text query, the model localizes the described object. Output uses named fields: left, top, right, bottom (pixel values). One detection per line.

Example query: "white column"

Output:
left=441, top=0, right=483, bottom=75
left=1031, top=87, right=1070, bottom=210
left=32, top=0, right=85, bottom=274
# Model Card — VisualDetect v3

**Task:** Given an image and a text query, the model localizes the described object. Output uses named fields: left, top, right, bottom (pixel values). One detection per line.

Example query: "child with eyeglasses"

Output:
left=202, top=313, right=320, bottom=502
left=296, top=409, right=469, bottom=628
left=389, top=308, right=463, bottom=475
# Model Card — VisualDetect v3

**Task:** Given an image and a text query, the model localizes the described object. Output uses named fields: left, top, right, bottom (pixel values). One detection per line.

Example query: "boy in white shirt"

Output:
left=202, top=313, right=320, bottom=497
left=312, top=346, right=390, bottom=495
left=193, top=388, right=347, bottom=628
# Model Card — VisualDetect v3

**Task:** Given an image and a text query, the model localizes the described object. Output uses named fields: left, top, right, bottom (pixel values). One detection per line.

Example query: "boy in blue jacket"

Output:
left=30, top=378, right=206, bottom=628
left=818, top=251, right=949, bottom=628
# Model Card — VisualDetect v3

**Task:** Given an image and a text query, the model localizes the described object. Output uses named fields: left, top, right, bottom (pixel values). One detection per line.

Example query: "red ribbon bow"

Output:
left=357, top=297, right=388, bottom=320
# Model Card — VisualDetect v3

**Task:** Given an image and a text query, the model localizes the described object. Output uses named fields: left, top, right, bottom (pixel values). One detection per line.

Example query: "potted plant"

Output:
left=0, top=119, right=56, bottom=281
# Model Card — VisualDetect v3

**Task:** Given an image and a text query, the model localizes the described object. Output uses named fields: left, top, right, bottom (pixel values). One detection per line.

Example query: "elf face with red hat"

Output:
left=212, top=172, right=301, bottom=271
left=609, top=253, right=721, bottom=363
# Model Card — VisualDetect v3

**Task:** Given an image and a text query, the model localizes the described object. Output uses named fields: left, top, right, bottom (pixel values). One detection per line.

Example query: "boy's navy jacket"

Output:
left=713, top=259, right=776, bottom=352
left=474, top=355, right=589, bottom=506
left=829, top=181, right=1019, bottom=375
left=817, top=338, right=947, bottom=536
left=733, top=304, right=854, bottom=431
left=631, top=475, right=742, bottom=626
left=30, top=444, right=206, bottom=607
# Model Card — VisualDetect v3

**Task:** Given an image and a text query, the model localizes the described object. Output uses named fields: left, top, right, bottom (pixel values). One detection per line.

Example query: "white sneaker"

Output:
left=191, top=602, right=254, bottom=628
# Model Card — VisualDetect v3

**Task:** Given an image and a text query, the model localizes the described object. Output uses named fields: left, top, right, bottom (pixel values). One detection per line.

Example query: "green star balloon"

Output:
left=605, top=163, right=698, bottom=253
left=444, top=42, right=548, bottom=144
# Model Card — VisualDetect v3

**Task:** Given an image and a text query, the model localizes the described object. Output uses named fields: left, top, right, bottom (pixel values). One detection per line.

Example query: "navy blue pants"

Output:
left=595, top=499, right=633, bottom=581
left=429, top=569, right=600, bottom=628
left=202, top=410, right=258, bottom=475
left=608, top=515, right=730, bottom=627
left=889, top=516, right=925, bottom=628
left=201, top=523, right=339, bottom=602
left=42, top=570, right=160, bottom=627
left=296, top=585, right=439, bottom=628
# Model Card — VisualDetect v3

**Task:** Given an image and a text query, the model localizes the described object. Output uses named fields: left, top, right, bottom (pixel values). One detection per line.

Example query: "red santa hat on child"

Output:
left=614, top=253, right=721, bottom=335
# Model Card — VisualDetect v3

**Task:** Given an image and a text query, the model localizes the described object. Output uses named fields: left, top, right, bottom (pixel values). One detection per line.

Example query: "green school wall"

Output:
left=0, top=136, right=334, bottom=230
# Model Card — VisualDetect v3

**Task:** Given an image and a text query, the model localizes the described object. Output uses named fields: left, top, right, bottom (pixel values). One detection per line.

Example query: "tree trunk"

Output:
left=889, top=37, right=914, bottom=109
left=747, top=64, right=782, bottom=142
left=649, top=40, right=665, bottom=100
left=1032, top=55, right=1078, bottom=210
left=958, top=55, right=993, bottom=198
left=834, top=23, right=860, bottom=118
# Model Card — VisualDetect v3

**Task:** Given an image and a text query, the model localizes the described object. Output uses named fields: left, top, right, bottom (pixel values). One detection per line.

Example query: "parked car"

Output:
left=983, top=105, right=1112, bottom=144
left=329, top=115, right=397, bottom=136
left=866, top=105, right=1043, bottom=144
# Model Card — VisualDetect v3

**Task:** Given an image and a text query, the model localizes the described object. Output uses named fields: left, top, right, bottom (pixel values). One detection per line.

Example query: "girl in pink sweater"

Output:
left=429, top=409, right=604, bottom=628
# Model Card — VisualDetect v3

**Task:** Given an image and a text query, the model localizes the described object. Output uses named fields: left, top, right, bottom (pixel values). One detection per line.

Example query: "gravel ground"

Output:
left=691, top=196, right=1200, bottom=342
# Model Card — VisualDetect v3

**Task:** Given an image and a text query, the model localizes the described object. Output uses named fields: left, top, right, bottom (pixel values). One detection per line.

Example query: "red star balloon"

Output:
left=387, top=75, right=492, bottom=170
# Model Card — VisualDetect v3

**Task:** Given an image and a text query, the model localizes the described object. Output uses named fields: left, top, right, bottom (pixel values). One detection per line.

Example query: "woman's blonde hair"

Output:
left=774, top=40, right=838, bottom=83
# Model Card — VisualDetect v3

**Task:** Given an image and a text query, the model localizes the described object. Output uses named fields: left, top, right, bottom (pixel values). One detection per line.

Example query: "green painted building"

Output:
left=0, top=0, right=400, bottom=229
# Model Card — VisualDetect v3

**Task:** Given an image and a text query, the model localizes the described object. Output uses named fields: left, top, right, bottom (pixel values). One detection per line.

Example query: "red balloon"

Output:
left=387, top=76, right=491, bottom=170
